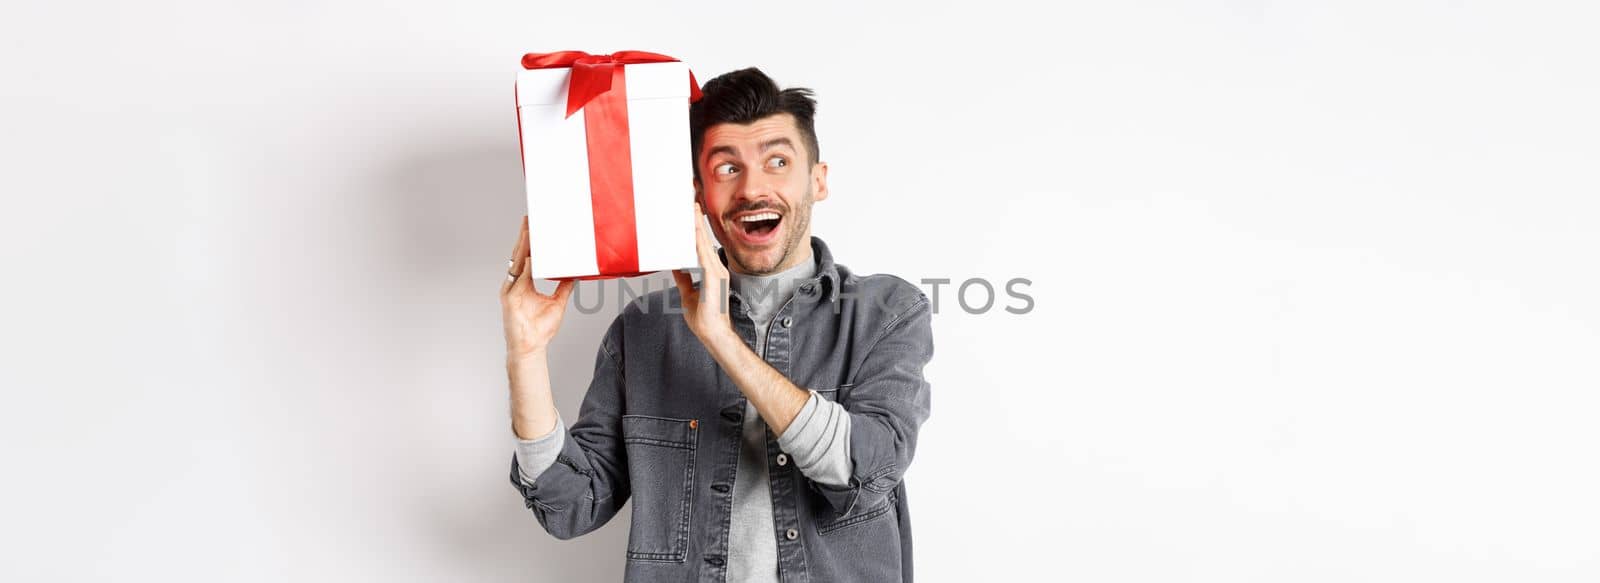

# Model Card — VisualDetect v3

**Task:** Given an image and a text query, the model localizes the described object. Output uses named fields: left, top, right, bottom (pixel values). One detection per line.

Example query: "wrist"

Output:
left=507, top=348, right=548, bottom=368
left=699, top=325, right=743, bottom=358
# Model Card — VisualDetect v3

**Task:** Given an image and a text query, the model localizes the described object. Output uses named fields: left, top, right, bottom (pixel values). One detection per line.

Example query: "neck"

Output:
left=728, top=242, right=818, bottom=316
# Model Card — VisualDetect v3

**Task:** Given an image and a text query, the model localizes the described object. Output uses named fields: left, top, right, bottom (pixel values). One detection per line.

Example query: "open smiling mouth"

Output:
left=736, top=211, right=783, bottom=239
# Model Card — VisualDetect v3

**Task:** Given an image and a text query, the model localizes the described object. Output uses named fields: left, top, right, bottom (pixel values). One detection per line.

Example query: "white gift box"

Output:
left=516, top=58, right=698, bottom=280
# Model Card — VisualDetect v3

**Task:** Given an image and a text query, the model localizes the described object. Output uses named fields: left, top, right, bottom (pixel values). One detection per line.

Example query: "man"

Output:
left=498, top=67, right=933, bottom=582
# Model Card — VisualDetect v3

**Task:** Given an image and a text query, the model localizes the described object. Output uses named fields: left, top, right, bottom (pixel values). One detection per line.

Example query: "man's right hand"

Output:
left=500, top=215, right=576, bottom=361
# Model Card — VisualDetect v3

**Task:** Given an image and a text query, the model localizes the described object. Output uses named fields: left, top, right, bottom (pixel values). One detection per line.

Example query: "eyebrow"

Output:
left=705, top=138, right=798, bottom=162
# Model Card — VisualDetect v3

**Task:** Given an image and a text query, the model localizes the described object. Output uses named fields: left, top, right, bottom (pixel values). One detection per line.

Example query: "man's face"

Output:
left=695, top=113, right=828, bottom=275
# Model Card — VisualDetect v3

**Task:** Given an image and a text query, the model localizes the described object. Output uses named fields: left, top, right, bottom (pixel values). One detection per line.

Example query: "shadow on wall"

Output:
left=377, top=127, right=634, bottom=581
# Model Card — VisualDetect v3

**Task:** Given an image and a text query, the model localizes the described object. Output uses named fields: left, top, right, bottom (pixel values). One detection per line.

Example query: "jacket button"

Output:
left=775, top=453, right=789, bottom=466
left=785, top=528, right=799, bottom=540
left=780, top=316, right=793, bottom=328
left=711, top=483, right=730, bottom=493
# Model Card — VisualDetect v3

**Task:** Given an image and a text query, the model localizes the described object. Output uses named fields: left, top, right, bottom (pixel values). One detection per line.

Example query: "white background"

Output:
left=3, top=1, right=1598, bottom=581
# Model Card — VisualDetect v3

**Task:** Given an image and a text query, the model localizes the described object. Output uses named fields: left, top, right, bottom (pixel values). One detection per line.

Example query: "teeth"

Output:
left=739, top=212, right=781, bottom=222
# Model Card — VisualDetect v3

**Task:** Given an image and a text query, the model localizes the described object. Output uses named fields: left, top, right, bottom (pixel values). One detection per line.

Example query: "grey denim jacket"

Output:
left=508, top=236, right=934, bottom=583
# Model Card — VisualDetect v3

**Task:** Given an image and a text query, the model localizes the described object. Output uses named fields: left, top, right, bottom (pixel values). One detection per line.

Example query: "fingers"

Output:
left=519, top=215, right=531, bottom=257
left=502, top=216, right=529, bottom=296
left=510, top=215, right=528, bottom=258
left=512, top=243, right=535, bottom=298
left=513, top=257, right=535, bottom=294
left=692, top=202, right=722, bottom=273
left=512, top=215, right=531, bottom=275
left=553, top=279, right=576, bottom=304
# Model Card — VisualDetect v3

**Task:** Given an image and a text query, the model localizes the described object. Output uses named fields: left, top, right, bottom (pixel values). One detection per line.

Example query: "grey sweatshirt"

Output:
left=512, top=254, right=853, bottom=582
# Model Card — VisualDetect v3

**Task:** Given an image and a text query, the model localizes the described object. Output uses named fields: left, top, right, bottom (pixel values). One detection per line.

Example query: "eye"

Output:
left=714, top=162, right=738, bottom=176
left=767, top=156, right=788, bottom=169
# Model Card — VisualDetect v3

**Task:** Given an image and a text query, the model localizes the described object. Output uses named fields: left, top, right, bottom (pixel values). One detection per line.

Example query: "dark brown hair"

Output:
left=689, top=67, right=819, bottom=180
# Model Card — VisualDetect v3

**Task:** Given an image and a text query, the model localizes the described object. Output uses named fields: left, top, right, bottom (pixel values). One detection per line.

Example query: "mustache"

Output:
left=723, top=200, right=788, bottom=219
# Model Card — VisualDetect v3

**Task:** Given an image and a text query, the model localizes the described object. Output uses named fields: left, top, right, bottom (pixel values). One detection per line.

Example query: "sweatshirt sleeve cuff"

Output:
left=777, top=390, right=853, bottom=487
left=512, top=414, right=566, bottom=485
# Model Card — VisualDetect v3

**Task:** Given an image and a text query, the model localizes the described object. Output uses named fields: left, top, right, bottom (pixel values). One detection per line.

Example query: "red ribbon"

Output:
left=518, top=50, right=702, bottom=279
left=522, top=50, right=703, bottom=118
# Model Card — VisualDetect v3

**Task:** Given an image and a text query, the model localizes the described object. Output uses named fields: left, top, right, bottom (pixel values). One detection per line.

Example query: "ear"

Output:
left=693, top=176, right=703, bottom=204
left=811, top=161, right=830, bottom=202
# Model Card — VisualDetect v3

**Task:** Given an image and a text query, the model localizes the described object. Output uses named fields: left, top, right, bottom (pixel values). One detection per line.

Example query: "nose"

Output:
left=735, top=168, right=780, bottom=203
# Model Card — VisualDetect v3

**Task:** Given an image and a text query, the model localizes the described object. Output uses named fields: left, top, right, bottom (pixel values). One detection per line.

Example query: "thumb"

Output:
left=554, top=279, right=577, bottom=304
left=671, top=270, right=697, bottom=301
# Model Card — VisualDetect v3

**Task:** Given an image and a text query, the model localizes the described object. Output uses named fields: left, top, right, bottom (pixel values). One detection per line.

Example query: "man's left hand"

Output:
left=672, top=202, right=735, bottom=345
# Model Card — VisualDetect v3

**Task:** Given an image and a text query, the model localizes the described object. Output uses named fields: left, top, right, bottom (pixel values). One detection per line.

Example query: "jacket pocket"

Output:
left=621, top=415, right=698, bottom=562
left=816, top=486, right=896, bottom=535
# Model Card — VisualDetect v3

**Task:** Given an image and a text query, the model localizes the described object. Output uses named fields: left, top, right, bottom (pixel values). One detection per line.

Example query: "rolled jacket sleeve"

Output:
left=777, top=391, right=853, bottom=487
left=806, top=292, right=934, bottom=518
left=507, top=317, right=631, bottom=540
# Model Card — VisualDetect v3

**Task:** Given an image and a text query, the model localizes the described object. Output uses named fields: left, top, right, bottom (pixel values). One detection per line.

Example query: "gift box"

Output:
left=515, top=50, right=704, bottom=280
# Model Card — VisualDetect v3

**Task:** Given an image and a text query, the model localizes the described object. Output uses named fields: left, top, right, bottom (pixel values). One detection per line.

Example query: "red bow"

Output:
left=521, top=50, right=703, bottom=118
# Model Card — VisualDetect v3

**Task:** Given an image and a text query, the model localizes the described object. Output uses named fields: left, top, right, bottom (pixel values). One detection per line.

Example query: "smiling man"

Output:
left=499, top=68, right=934, bottom=582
